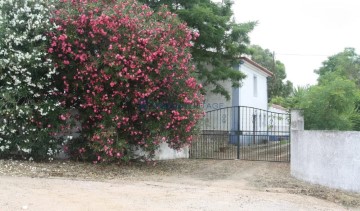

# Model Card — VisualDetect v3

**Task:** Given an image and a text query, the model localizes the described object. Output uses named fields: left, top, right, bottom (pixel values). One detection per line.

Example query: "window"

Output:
left=253, top=75, right=258, bottom=97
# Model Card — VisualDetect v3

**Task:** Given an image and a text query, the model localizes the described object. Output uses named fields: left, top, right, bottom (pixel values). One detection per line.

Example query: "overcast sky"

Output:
left=227, top=0, right=360, bottom=87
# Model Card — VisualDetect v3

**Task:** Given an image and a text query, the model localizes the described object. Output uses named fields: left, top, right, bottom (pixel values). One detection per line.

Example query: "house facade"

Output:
left=204, top=57, right=272, bottom=111
left=231, top=57, right=273, bottom=110
left=203, top=57, right=273, bottom=132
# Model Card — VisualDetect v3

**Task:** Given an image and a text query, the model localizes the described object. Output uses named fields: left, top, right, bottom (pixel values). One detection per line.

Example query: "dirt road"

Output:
left=0, top=159, right=359, bottom=211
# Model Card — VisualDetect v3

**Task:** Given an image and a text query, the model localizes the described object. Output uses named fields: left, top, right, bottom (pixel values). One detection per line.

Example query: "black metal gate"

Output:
left=190, top=106, right=291, bottom=162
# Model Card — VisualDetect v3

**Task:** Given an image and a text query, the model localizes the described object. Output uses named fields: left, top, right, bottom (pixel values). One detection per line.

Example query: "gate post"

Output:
left=252, top=113, right=256, bottom=144
left=290, top=110, right=304, bottom=131
left=237, top=106, right=240, bottom=159
left=290, top=110, right=304, bottom=162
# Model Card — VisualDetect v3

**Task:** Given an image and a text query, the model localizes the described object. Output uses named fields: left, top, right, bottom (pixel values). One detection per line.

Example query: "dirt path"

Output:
left=0, top=159, right=359, bottom=211
left=0, top=176, right=348, bottom=211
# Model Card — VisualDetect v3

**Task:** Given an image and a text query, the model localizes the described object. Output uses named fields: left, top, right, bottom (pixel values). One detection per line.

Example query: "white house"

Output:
left=204, top=57, right=273, bottom=111
left=268, top=103, right=290, bottom=137
left=147, top=57, right=275, bottom=159
left=231, top=57, right=273, bottom=110
left=203, top=57, right=273, bottom=132
left=136, top=58, right=285, bottom=159
left=200, top=57, right=294, bottom=146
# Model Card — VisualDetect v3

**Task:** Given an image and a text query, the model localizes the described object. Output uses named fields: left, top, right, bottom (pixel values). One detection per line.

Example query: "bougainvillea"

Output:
left=49, top=0, right=204, bottom=162
left=0, top=0, right=66, bottom=160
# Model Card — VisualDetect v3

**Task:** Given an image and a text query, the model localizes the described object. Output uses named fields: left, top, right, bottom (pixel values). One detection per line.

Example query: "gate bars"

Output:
left=190, top=106, right=291, bottom=162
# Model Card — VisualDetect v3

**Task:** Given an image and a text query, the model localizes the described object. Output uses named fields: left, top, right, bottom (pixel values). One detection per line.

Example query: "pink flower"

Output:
left=79, top=54, right=87, bottom=62
left=194, top=32, right=200, bottom=38
left=58, top=34, right=67, bottom=41
left=110, top=81, right=116, bottom=87
left=49, top=0, right=204, bottom=163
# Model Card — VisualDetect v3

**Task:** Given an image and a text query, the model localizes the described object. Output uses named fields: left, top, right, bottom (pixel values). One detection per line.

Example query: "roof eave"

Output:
left=239, top=57, right=274, bottom=77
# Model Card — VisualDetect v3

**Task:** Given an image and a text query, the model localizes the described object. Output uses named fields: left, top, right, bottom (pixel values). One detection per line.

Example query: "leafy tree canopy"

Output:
left=314, top=47, right=360, bottom=130
left=138, top=0, right=257, bottom=99
left=272, top=53, right=360, bottom=131
left=315, top=47, right=360, bottom=87
left=249, top=45, right=293, bottom=101
left=299, top=72, right=359, bottom=130
left=270, top=86, right=308, bottom=109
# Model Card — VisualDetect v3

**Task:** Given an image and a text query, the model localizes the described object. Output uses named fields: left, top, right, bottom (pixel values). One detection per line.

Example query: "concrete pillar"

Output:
left=290, top=110, right=304, bottom=131
left=290, top=110, right=303, bottom=174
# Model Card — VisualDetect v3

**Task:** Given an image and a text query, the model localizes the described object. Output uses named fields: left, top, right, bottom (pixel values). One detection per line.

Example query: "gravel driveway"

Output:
left=0, top=159, right=359, bottom=211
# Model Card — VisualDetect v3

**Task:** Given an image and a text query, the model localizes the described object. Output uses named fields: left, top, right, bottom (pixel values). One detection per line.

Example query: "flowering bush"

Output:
left=49, top=0, right=204, bottom=162
left=0, top=0, right=66, bottom=160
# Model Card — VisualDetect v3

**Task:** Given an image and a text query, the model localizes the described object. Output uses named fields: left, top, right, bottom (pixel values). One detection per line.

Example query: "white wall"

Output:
left=204, top=61, right=270, bottom=111
left=291, top=130, right=360, bottom=193
left=238, top=62, right=269, bottom=111
left=291, top=111, right=360, bottom=193
left=153, top=142, right=189, bottom=160
left=133, top=142, right=189, bottom=160
left=203, top=61, right=271, bottom=131
left=203, top=80, right=233, bottom=131
left=203, top=80, right=233, bottom=111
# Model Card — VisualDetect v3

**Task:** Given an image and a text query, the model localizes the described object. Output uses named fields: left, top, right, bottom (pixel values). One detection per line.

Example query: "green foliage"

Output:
left=273, top=48, right=360, bottom=131
left=351, top=100, right=360, bottom=131
left=289, top=73, right=358, bottom=130
left=250, top=45, right=293, bottom=101
left=270, top=96, right=287, bottom=107
left=315, top=48, right=360, bottom=87
left=270, top=86, right=309, bottom=109
left=315, top=48, right=360, bottom=131
left=139, top=0, right=256, bottom=99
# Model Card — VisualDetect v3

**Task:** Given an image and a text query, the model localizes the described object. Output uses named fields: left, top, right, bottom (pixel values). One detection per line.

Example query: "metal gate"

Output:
left=190, top=106, right=291, bottom=162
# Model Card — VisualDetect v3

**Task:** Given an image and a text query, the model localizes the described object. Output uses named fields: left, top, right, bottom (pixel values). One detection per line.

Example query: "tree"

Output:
left=138, top=0, right=256, bottom=99
left=49, top=0, right=204, bottom=162
left=299, top=73, right=358, bottom=130
left=271, top=48, right=360, bottom=131
left=315, top=48, right=360, bottom=87
left=272, top=75, right=359, bottom=130
left=351, top=100, right=360, bottom=131
left=270, top=86, right=309, bottom=109
left=315, top=48, right=360, bottom=130
left=249, top=45, right=293, bottom=101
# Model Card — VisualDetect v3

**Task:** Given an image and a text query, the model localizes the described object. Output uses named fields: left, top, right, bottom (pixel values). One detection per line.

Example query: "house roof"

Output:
left=240, top=57, right=274, bottom=77
left=269, top=104, right=288, bottom=111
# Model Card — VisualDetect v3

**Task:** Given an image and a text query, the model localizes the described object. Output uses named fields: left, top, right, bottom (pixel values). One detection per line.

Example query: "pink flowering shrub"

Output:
left=49, top=0, right=204, bottom=162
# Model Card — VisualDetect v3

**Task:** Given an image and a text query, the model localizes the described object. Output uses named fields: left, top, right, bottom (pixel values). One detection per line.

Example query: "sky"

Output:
left=227, top=0, right=360, bottom=87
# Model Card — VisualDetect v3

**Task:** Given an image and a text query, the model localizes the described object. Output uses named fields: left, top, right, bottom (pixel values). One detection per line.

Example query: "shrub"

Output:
left=0, top=0, right=66, bottom=160
left=49, top=0, right=204, bottom=162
